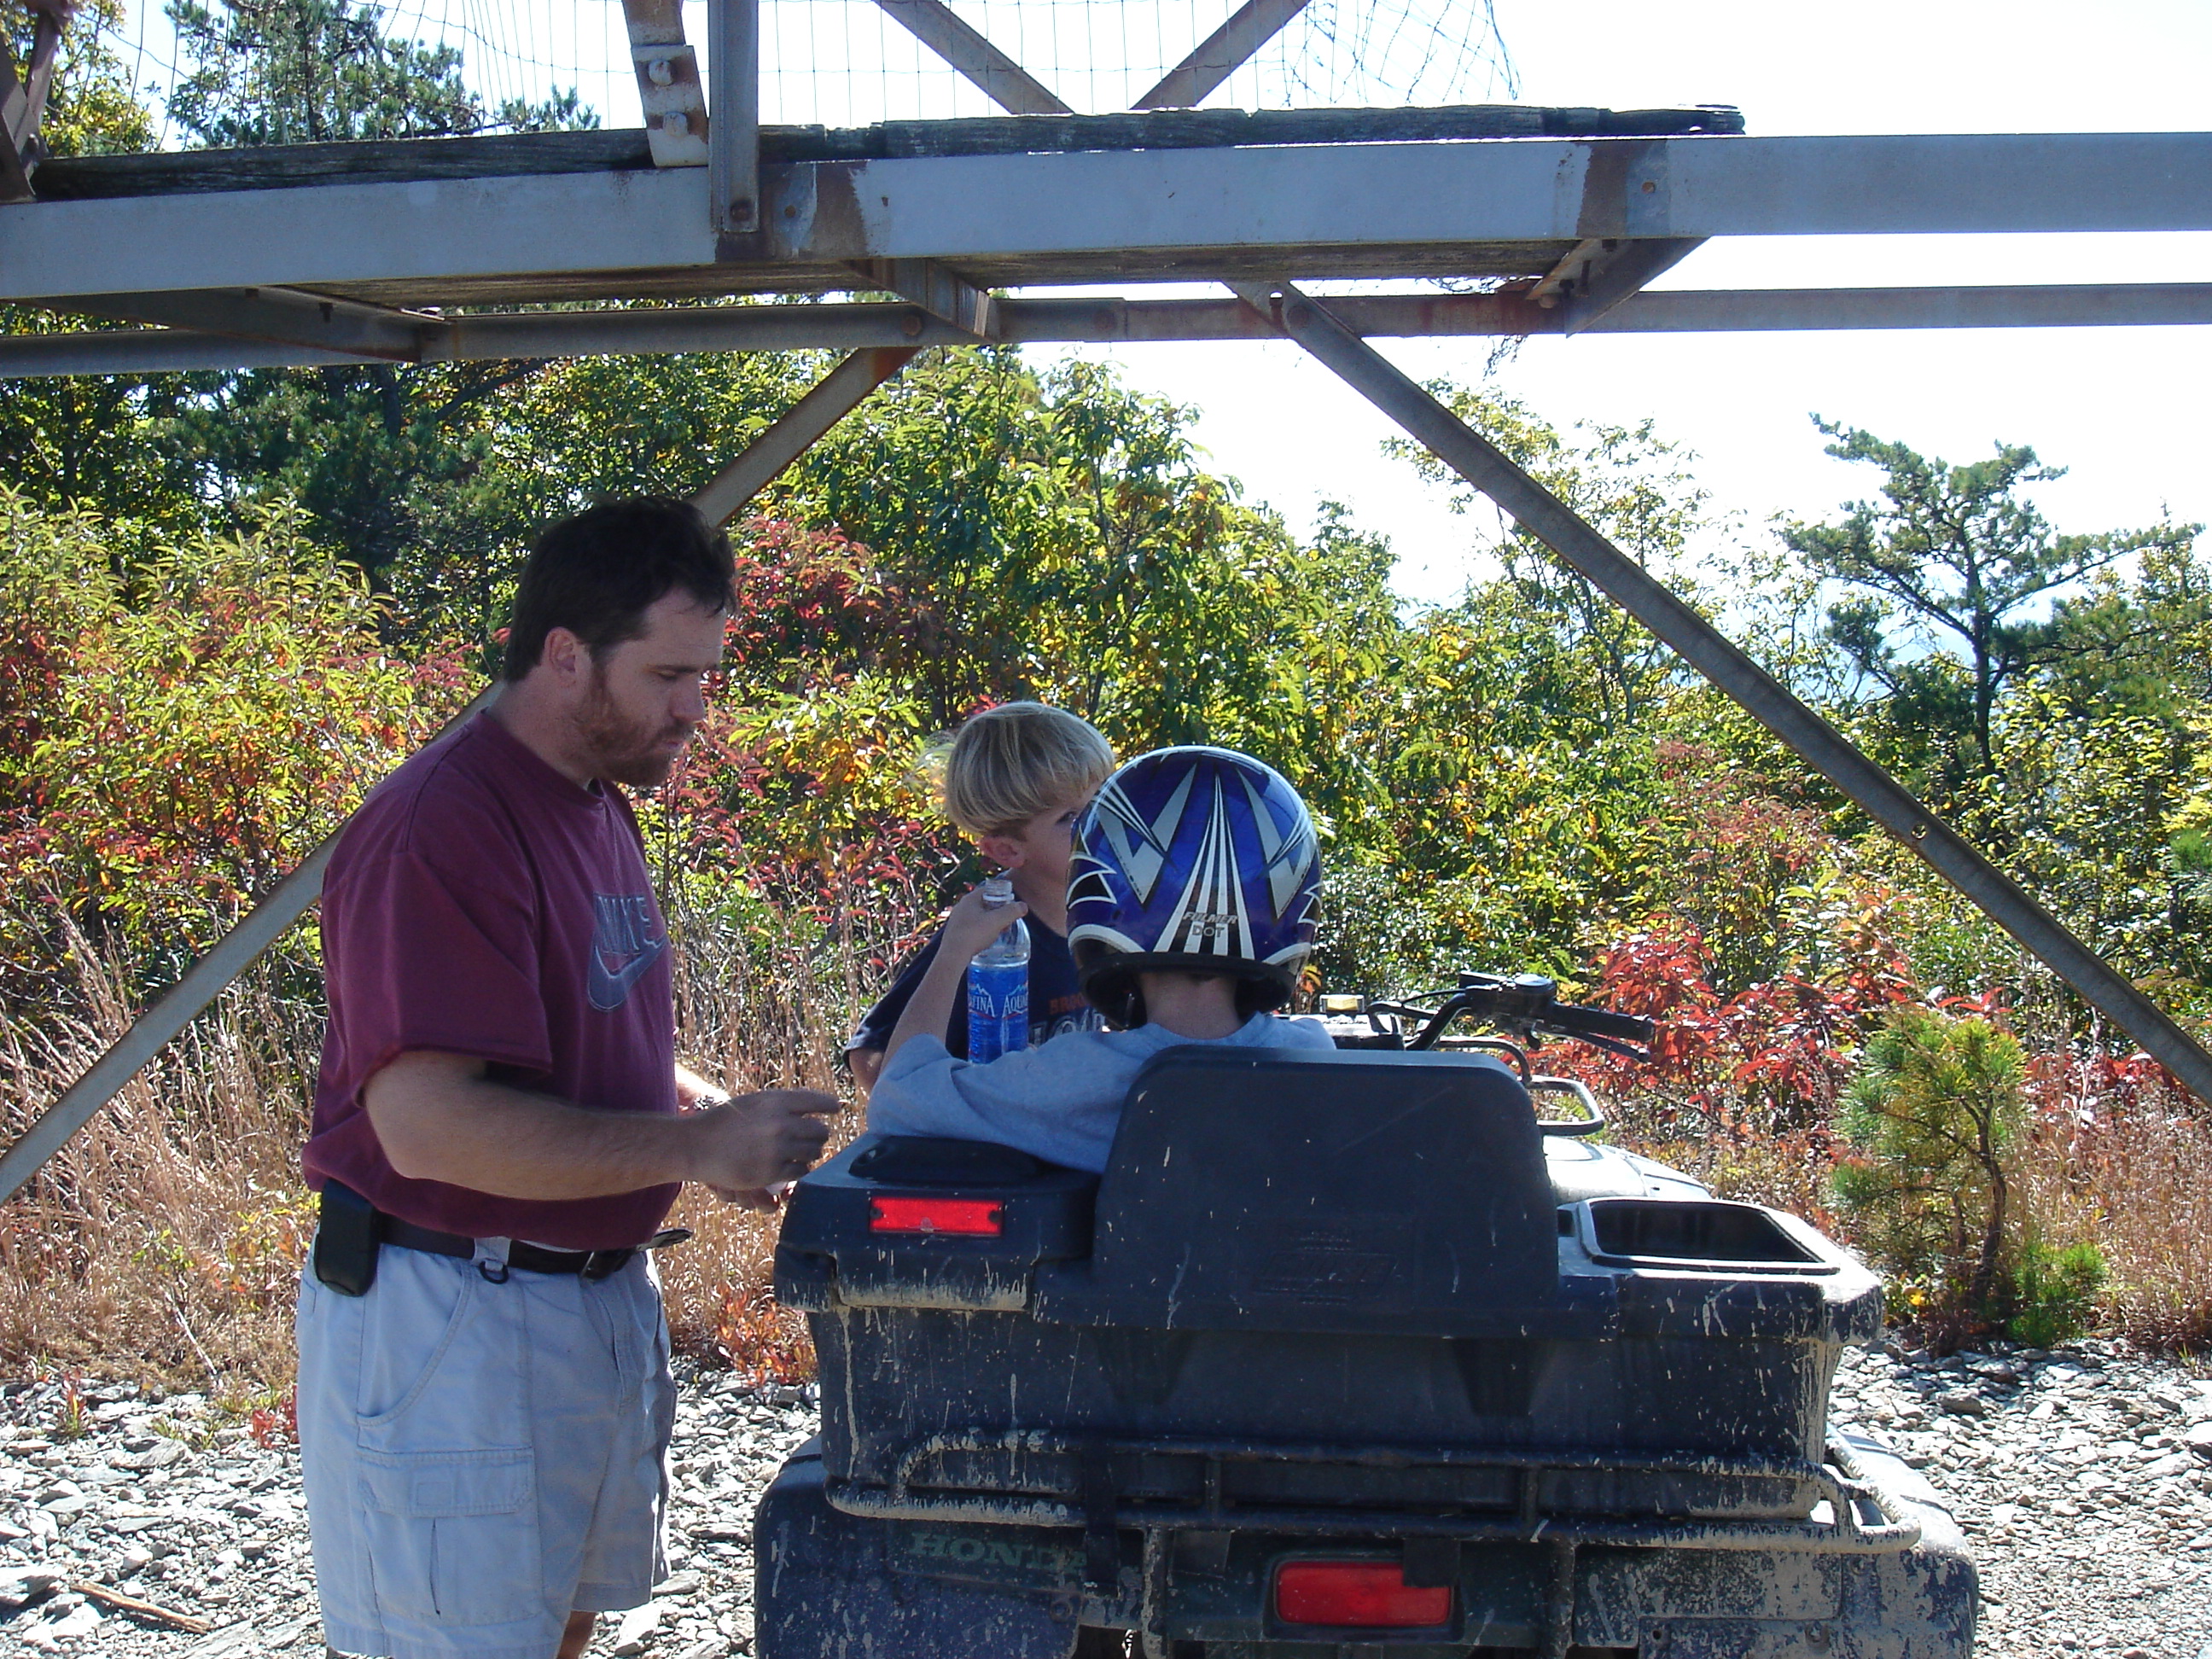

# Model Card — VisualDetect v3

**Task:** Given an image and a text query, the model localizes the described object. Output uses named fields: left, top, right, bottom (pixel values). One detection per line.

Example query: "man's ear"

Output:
left=539, top=626, right=587, bottom=685
left=976, top=832, right=1023, bottom=870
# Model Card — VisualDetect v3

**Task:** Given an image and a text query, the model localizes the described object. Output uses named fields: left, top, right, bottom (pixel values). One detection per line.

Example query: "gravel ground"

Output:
left=0, top=1339, right=2209, bottom=1656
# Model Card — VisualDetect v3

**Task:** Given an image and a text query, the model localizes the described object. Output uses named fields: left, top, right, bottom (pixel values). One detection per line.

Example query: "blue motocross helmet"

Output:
left=1068, top=746, right=1322, bottom=1027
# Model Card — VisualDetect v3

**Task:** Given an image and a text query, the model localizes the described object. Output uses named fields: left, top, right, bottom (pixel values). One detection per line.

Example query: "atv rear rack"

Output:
left=827, top=1428, right=1923, bottom=1555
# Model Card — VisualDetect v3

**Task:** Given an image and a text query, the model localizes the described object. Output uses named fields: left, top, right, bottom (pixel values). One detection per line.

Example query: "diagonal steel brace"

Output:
left=1226, top=276, right=2212, bottom=1105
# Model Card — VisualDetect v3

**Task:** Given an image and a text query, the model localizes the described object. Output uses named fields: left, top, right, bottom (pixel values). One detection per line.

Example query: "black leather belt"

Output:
left=379, top=1214, right=649, bottom=1281
left=343, top=1192, right=687, bottom=1282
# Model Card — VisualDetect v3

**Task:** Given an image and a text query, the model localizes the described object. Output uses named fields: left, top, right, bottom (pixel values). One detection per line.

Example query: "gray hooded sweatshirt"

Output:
left=864, top=1013, right=1337, bottom=1173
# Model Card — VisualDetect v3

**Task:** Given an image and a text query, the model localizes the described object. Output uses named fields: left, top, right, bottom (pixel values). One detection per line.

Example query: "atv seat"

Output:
left=1035, top=1045, right=1589, bottom=1336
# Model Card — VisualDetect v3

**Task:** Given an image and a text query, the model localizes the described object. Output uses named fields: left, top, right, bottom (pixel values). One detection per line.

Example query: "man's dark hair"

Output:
left=502, top=498, right=737, bottom=683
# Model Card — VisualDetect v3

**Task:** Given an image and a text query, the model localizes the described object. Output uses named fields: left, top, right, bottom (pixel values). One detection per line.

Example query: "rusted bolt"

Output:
left=1640, top=178, right=1657, bottom=193
left=646, top=56, right=674, bottom=85
left=901, top=311, right=924, bottom=338
left=1805, top=1624, right=1832, bottom=1651
left=783, top=203, right=798, bottom=219
left=662, top=110, right=689, bottom=136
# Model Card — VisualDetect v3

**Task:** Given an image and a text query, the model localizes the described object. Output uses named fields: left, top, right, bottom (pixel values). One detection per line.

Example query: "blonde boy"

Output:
left=846, top=702, right=1115, bottom=1092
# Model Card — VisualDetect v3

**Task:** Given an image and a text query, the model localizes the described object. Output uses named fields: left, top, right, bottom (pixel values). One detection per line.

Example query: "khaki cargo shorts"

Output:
left=296, top=1242, right=675, bottom=1659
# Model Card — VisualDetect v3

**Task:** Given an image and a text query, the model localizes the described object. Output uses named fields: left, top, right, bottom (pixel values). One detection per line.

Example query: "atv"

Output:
left=753, top=972, right=1976, bottom=1657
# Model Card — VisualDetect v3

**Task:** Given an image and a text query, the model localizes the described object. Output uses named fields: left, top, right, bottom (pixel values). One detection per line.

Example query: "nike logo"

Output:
left=586, top=894, right=666, bottom=1011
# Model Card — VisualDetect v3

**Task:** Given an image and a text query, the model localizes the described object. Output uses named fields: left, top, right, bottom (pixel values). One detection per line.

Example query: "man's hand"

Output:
left=681, top=1089, right=835, bottom=1192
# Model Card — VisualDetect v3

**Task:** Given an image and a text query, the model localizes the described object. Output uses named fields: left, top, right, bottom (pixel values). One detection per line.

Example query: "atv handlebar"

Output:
left=1540, top=1002, right=1657, bottom=1045
left=1370, top=972, right=1656, bottom=1057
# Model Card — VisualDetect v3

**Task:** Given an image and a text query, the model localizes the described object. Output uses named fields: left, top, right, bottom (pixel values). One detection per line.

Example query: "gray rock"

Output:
left=0, top=1567, right=66, bottom=1610
left=613, top=1599, right=664, bottom=1656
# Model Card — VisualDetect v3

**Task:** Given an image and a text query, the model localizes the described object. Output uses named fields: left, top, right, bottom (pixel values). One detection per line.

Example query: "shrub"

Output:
left=2009, top=1237, right=2106, bottom=1348
left=1831, top=1005, right=2026, bottom=1336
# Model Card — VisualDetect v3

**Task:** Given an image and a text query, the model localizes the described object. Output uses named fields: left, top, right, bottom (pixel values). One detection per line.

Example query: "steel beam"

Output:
left=869, top=0, right=1070, bottom=116
left=63, top=286, right=439, bottom=359
left=1533, top=236, right=1707, bottom=335
left=707, top=0, right=760, bottom=232
left=0, top=11, right=55, bottom=206
left=1133, top=0, right=1313, bottom=110
left=692, top=345, right=917, bottom=523
left=622, top=0, right=710, bottom=167
left=0, top=347, right=914, bottom=1206
left=851, top=258, right=999, bottom=338
left=12, top=132, right=2212, bottom=305
left=14, top=284, right=2212, bottom=379
left=1230, top=276, right=2212, bottom=1104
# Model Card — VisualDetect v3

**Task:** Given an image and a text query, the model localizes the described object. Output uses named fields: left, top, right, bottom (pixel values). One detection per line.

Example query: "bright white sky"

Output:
left=1026, top=0, right=2212, bottom=604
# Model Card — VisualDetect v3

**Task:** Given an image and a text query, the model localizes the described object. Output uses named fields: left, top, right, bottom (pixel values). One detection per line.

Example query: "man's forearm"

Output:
left=365, top=1051, right=835, bottom=1201
left=373, top=1070, right=702, bottom=1198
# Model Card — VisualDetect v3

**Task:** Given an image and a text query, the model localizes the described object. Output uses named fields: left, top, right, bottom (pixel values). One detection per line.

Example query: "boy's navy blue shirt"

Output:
left=848, top=914, right=1103, bottom=1060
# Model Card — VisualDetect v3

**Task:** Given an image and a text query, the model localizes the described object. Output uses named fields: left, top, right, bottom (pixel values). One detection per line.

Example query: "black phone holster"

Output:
left=311, top=1179, right=381, bottom=1297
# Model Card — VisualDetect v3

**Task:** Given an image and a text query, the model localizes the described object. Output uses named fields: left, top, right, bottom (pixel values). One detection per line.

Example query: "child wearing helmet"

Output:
left=846, top=702, right=1117, bottom=1095
left=866, top=746, right=1336, bottom=1173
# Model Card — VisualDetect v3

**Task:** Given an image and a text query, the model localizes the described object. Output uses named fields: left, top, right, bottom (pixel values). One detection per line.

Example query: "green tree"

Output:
left=1390, top=386, right=1713, bottom=727
left=166, top=0, right=591, bottom=145
left=8, top=0, right=155, bottom=158
left=1779, top=422, right=2197, bottom=782
left=0, top=2, right=195, bottom=528
left=0, top=489, right=472, bottom=998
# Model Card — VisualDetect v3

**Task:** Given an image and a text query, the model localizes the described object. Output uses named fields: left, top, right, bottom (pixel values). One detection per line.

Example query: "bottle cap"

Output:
left=981, top=876, right=1015, bottom=907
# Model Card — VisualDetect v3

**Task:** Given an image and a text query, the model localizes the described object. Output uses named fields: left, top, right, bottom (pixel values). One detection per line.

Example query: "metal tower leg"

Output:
left=1228, top=276, right=2212, bottom=1104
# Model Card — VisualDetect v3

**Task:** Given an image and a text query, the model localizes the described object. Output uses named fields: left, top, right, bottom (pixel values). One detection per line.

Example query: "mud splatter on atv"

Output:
left=755, top=982, right=1975, bottom=1658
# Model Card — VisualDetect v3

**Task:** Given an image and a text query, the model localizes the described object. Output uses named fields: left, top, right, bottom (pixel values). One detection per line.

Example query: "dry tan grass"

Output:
left=0, top=922, right=317, bottom=1400
left=2013, top=1078, right=2212, bottom=1351
left=15, top=879, right=2212, bottom=1397
left=0, top=874, right=921, bottom=1398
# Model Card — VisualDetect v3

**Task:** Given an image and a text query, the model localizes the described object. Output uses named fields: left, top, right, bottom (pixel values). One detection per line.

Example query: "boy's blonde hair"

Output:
left=941, top=702, right=1115, bottom=837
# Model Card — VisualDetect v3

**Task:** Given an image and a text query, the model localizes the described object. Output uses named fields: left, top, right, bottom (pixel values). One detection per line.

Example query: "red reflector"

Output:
left=1275, top=1562, right=1452, bottom=1628
left=869, top=1196, right=1004, bottom=1236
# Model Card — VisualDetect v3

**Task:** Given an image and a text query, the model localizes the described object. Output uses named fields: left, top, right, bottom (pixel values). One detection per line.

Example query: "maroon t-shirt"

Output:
left=303, top=711, right=679, bottom=1250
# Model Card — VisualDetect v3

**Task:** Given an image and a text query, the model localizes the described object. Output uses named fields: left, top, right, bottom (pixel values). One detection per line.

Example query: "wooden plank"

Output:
left=28, top=103, right=1746, bottom=201
left=869, top=0, right=1070, bottom=116
left=1133, top=0, right=1313, bottom=110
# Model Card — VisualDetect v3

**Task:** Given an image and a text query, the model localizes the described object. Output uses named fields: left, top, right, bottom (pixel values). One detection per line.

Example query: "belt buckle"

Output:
left=580, top=1249, right=631, bottom=1282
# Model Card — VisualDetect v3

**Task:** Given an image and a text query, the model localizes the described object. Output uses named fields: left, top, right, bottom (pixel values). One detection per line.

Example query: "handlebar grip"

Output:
left=1541, top=1003, right=1656, bottom=1045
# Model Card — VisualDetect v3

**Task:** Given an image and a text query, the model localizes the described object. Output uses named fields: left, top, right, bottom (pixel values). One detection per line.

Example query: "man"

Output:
left=297, top=498, right=835, bottom=1659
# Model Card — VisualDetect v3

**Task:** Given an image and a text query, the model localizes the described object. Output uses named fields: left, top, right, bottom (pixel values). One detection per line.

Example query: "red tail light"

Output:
left=869, top=1196, right=1004, bottom=1236
left=1275, top=1561, right=1452, bottom=1628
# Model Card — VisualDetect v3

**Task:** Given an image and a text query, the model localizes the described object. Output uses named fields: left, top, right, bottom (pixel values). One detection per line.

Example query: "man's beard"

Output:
left=577, top=665, right=691, bottom=788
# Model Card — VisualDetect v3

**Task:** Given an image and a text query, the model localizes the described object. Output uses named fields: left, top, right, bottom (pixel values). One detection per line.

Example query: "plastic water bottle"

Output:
left=965, top=876, right=1030, bottom=1062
